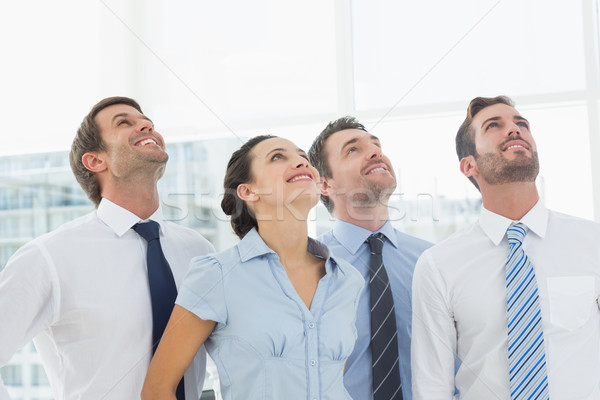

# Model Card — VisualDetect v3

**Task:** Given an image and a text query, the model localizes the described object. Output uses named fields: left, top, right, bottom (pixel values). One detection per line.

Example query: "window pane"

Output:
left=31, top=365, right=50, bottom=387
left=527, top=103, right=593, bottom=218
left=0, top=365, right=22, bottom=386
left=130, top=0, right=338, bottom=126
left=353, top=0, right=586, bottom=110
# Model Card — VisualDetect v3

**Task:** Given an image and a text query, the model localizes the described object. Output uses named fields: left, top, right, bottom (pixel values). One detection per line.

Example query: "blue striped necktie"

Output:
left=505, top=223, right=549, bottom=399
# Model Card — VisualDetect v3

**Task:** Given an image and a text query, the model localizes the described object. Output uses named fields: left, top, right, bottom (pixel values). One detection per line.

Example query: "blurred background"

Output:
left=1, top=0, right=599, bottom=398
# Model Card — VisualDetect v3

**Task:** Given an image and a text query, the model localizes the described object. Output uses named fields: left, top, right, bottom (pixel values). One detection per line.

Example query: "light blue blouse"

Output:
left=176, top=228, right=364, bottom=400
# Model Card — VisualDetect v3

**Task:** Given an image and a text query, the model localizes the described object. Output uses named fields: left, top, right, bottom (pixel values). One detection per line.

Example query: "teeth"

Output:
left=367, top=167, right=385, bottom=175
left=506, top=145, right=524, bottom=150
left=289, top=175, right=311, bottom=183
left=139, top=138, right=157, bottom=146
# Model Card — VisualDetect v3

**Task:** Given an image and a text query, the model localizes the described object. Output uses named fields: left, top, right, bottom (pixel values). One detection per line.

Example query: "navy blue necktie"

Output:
left=133, top=221, right=185, bottom=400
left=366, top=233, right=403, bottom=400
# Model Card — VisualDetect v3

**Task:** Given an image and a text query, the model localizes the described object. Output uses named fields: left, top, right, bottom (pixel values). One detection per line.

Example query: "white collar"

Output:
left=479, top=199, right=548, bottom=246
left=97, top=198, right=166, bottom=237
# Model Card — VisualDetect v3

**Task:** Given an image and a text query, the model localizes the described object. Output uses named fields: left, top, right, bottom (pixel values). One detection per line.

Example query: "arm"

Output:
left=0, top=244, right=57, bottom=400
left=411, top=252, right=457, bottom=400
left=141, top=305, right=216, bottom=400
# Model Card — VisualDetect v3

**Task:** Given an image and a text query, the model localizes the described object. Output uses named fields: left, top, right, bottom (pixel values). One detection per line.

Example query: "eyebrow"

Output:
left=514, top=116, right=529, bottom=124
left=111, top=113, right=153, bottom=125
left=266, top=147, right=307, bottom=157
left=481, top=116, right=500, bottom=129
left=340, top=133, right=380, bottom=153
left=481, top=115, right=529, bottom=129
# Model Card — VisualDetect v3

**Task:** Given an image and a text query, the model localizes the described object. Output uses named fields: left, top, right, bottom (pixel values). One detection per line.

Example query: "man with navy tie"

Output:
left=0, top=97, right=214, bottom=399
left=309, top=117, right=432, bottom=400
left=411, top=95, right=600, bottom=399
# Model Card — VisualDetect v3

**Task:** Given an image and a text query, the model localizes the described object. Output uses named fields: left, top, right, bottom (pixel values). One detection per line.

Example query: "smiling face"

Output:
left=322, top=129, right=396, bottom=211
left=243, top=137, right=320, bottom=216
left=94, top=103, right=168, bottom=179
left=470, top=103, right=539, bottom=185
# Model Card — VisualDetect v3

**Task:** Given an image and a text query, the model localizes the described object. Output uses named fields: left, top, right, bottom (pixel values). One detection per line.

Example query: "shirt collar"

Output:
left=237, top=228, right=276, bottom=261
left=479, top=199, right=548, bottom=246
left=97, top=198, right=166, bottom=237
left=237, top=228, right=344, bottom=274
left=331, top=219, right=398, bottom=255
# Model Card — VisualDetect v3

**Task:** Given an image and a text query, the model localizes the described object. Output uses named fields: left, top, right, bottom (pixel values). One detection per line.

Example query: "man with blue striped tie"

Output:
left=411, top=95, right=600, bottom=399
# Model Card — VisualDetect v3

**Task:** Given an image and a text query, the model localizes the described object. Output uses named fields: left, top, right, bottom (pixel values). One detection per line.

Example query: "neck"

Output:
left=101, top=181, right=161, bottom=220
left=333, top=196, right=389, bottom=232
left=256, top=208, right=310, bottom=265
left=480, top=181, right=539, bottom=220
left=98, top=166, right=164, bottom=220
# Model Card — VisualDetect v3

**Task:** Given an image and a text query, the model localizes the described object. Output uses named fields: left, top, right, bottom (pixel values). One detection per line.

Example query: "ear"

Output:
left=459, top=156, right=478, bottom=179
left=81, top=152, right=107, bottom=173
left=319, top=177, right=334, bottom=197
left=237, top=184, right=259, bottom=202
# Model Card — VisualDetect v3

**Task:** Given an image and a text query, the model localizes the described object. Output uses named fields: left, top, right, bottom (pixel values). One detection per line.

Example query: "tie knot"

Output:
left=506, top=222, right=528, bottom=245
left=366, top=233, right=385, bottom=255
left=132, top=220, right=160, bottom=242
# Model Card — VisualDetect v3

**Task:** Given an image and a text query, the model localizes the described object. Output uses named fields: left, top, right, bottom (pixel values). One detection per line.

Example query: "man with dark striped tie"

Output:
left=309, top=118, right=432, bottom=400
left=411, top=95, right=600, bottom=399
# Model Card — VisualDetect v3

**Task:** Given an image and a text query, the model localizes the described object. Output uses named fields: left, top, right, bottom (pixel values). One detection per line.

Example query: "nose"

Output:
left=366, top=143, right=382, bottom=160
left=136, top=119, right=153, bottom=133
left=506, top=121, right=521, bottom=137
left=294, top=155, right=310, bottom=169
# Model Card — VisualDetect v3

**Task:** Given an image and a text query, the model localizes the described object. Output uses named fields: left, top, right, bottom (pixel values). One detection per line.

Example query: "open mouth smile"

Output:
left=134, top=137, right=159, bottom=147
left=287, top=173, right=314, bottom=183
left=364, top=163, right=388, bottom=175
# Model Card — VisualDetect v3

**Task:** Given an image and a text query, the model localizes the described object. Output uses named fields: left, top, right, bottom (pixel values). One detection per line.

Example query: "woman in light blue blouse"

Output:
left=142, top=135, right=364, bottom=400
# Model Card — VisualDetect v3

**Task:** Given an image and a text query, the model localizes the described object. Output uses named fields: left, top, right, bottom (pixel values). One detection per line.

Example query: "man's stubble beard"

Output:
left=475, top=150, right=540, bottom=185
left=350, top=177, right=397, bottom=208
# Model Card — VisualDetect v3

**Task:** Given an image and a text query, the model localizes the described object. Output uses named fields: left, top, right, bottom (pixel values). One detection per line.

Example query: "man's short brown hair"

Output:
left=69, top=96, right=142, bottom=207
left=455, top=95, right=515, bottom=189
left=308, top=116, right=367, bottom=213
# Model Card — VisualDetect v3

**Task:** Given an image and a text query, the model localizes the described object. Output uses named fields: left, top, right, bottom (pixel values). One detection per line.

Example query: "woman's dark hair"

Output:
left=221, top=135, right=276, bottom=239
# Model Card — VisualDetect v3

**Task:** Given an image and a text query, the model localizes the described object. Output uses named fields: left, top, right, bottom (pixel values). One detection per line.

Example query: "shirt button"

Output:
left=308, top=322, right=315, bottom=329
left=310, top=359, right=316, bottom=366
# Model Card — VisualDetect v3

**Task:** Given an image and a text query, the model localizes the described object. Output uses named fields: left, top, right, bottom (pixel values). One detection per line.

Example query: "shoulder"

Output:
left=162, top=221, right=215, bottom=252
left=387, top=228, right=434, bottom=267
left=548, top=210, right=600, bottom=233
left=189, top=244, right=241, bottom=274
left=14, top=211, right=98, bottom=253
left=317, top=229, right=337, bottom=246
left=392, top=228, right=433, bottom=251
left=330, top=256, right=365, bottom=291
left=546, top=210, right=600, bottom=249
left=417, top=223, right=483, bottom=267
left=3, top=211, right=99, bottom=280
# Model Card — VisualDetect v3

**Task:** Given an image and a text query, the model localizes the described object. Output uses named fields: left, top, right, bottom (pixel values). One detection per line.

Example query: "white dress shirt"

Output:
left=411, top=200, right=600, bottom=400
left=0, top=198, right=215, bottom=400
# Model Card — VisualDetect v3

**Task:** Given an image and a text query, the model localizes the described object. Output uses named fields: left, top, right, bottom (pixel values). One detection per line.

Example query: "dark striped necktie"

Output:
left=505, top=223, right=549, bottom=399
left=133, top=221, right=185, bottom=400
left=366, top=233, right=403, bottom=400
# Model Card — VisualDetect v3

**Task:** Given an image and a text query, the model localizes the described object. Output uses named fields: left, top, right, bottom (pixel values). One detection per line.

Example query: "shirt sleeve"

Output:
left=0, top=242, right=59, bottom=399
left=411, top=250, right=456, bottom=400
left=176, top=255, right=227, bottom=325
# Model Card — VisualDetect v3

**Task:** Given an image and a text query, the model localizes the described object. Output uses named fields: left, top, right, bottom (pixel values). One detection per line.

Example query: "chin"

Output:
left=285, top=192, right=319, bottom=213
